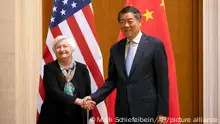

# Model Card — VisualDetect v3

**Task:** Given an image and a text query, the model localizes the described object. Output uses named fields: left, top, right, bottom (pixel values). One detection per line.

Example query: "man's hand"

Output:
left=82, top=96, right=96, bottom=110
left=156, top=115, right=167, bottom=124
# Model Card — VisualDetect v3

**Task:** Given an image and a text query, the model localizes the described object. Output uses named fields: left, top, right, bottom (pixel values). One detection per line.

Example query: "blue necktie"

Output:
left=126, top=41, right=135, bottom=75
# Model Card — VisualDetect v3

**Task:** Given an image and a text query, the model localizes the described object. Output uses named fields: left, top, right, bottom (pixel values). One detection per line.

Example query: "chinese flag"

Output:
left=108, top=0, right=180, bottom=123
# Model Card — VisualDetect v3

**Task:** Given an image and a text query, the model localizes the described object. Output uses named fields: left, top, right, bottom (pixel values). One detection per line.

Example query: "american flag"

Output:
left=37, top=0, right=109, bottom=123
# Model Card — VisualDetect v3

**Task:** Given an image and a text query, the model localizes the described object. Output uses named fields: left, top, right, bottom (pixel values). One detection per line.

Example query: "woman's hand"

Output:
left=74, top=98, right=84, bottom=106
left=74, top=97, right=96, bottom=110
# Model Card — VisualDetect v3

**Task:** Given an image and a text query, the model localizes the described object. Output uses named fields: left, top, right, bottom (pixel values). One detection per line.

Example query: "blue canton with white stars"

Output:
left=50, top=0, right=91, bottom=29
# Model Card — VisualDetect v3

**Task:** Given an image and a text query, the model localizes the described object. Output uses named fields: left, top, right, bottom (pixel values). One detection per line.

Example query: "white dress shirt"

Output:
left=125, top=31, right=143, bottom=59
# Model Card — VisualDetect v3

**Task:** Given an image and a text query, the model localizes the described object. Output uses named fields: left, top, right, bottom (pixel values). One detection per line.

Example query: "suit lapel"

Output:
left=53, top=60, right=66, bottom=88
left=129, top=34, right=149, bottom=77
left=116, top=39, right=128, bottom=78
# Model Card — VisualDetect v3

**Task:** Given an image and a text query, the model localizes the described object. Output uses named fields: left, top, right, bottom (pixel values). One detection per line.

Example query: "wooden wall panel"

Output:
left=92, top=0, right=126, bottom=77
left=198, top=0, right=203, bottom=120
left=165, top=0, right=193, bottom=118
left=165, top=0, right=203, bottom=121
left=42, top=0, right=53, bottom=52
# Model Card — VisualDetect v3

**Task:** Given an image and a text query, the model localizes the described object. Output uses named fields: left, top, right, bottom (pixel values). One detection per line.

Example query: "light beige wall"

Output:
left=203, top=0, right=220, bottom=123
left=0, top=0, right=42, bottom=124
left=0, top=0, right=15, bottom=124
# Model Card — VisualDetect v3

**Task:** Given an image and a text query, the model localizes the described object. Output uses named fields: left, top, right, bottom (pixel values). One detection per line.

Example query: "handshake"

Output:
left=76, top=96, right=96, bottom=110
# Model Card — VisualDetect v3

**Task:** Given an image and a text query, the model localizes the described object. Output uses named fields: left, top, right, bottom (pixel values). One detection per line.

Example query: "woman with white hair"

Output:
left=37, top=36, right=95, bottom=124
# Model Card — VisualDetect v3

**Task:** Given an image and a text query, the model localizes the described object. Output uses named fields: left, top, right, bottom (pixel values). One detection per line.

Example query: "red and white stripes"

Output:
left=37, top=3, right=108, bottom=124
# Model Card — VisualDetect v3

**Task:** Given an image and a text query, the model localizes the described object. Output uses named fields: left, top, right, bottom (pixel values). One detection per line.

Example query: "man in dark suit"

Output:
left=84, top=6, right=168, bottom=124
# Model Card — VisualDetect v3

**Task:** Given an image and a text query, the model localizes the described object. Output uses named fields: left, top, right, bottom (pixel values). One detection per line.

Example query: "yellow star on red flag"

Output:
left=143, top=9, right=154, bottom=22
left=160, top=0, right=165, bottom=9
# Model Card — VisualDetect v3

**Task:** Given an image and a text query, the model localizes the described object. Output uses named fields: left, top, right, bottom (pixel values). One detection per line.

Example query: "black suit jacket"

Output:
left=91, top=33, right=169, bottom=120
left=38, top=60, right=91, bottom=124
